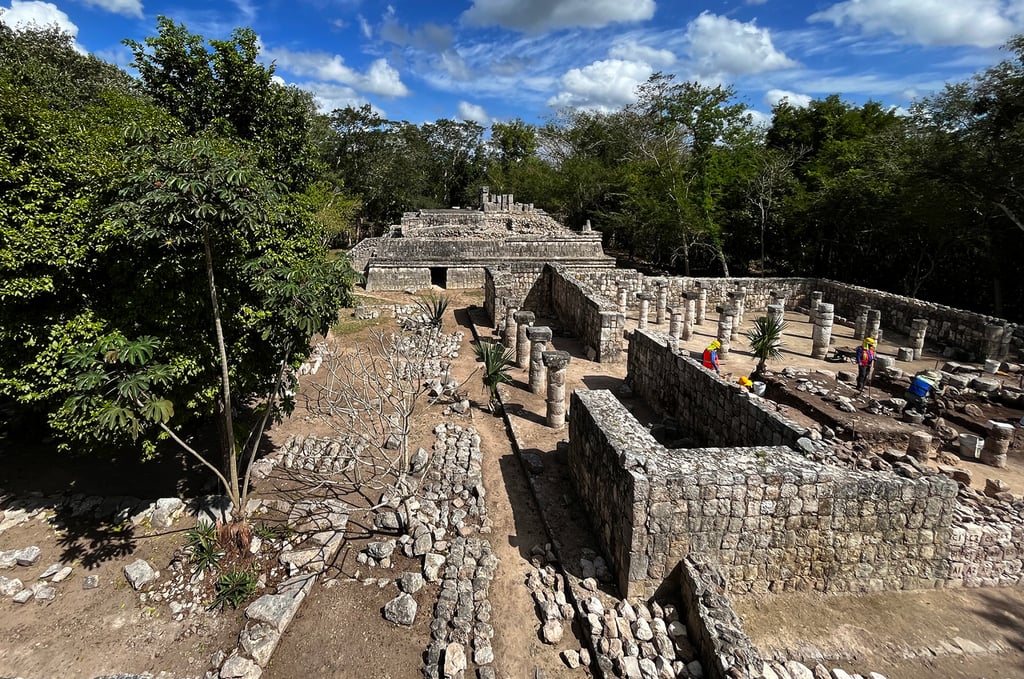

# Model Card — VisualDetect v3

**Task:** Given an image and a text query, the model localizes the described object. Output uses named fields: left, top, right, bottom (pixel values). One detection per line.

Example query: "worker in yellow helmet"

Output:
left=856, top=337, right=876, bottom=390
left=738, top=376, right=753, bottom=390
left=702, top=339, right=722, bottom=374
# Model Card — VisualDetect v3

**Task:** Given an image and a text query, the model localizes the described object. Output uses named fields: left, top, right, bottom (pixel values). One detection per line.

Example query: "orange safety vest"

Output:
left=857, top=347, right=875, bottom=366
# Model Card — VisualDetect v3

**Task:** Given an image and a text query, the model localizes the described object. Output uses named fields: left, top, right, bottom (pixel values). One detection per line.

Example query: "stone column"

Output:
left=853, top=304, right=871, bottom=340
left=727, top=290, right=746, bottom=341
left=1000, top=323, right=1015, bottom=360
left=514, top=311, right=535, bottom=369
left=542, top=351, right=571, bottom=428
left=728, top=289, right=747, bottom=329
left=766, top=304, right=784, bottom=327
left=770, top=290, right=786, bottom=313
left=683, top=293, right=698, bottom=341
left=527, top=326, right=552, bottom=395
left=655, top=280, right=669, bottom=325
left=504, top=305, right=519, bottom=353
left=696, top=287, right=707, bottom=325
left=982, top=323, right=1004, bottom=361
left=617, top=287, right=628, bottom=318
left=716, top=306, right=735, bottom=358
left=980, top=423, right=1013, bottom=468
left=865, top=309, right=882, bottom=342
left=906, top=431, right=932, bottom=462
left=637, top=292, right=653, bottom=330
left=809, top=291, right=823, bottom=323
left=668, top=307, right=683, bottom=340
left=811, top=303, right=834, bottom=360
left=910, top=318, right=928, bottom=360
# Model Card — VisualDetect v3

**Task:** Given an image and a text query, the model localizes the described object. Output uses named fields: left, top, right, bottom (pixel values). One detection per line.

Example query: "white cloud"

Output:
left=765, top=88, right=812, bottom=108
left=809, top=0, right=1018, bottom=48
left=462, top=0, right=655, bottom=33
left=686, top=12, right=797, bottom=77
left=81, top=0, right=143, bottom=18
left=357, top=13, right=372, bottom=39
left=608, top=41, right=676, bottom=67
left=547, top=58, right=652, bottom=111
left=298, top=82, right=371, bottom=113
left=457, top=101, right=490, bottom=124
left=0, top=0, right=85, bottom=51
left=263, top=45, right=410, bottom=97
left=380, top=17, right=452, bottom=51
left=747, top=109, right=772, bottom=127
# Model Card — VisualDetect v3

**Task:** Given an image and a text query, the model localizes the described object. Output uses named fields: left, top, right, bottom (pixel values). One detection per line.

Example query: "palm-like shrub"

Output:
left=745, top=315, right=787, bottom=377
left=473, top=341, right=515, bottom=411
left=415, top=292, right=449, bottom=330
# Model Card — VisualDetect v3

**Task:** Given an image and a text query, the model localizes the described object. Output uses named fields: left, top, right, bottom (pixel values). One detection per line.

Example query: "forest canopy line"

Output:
left=1, top=18, right=1023, bottom=456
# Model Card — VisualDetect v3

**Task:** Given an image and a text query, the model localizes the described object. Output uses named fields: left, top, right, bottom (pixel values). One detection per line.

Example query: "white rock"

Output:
left=785, top=661, right=814, bottom=679
left=123, top=560, right=158, bottom=590
left=443, top=642, right=466, bottom=677
left=561, top=649, right=580, bottom=668
left=542, top=620, right=563, bottom=644
left=0, top=576, right=24, bottom=596
left=51, top=566, right=73, bottom=583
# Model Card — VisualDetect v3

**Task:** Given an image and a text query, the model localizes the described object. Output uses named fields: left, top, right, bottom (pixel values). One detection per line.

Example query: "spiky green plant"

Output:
left=745, top=315, right=787, bottom=377
left=473, top=341, right=516, bottom=411
left=209, top=567, right=258, bottom=610
left=186, top=523, right=224, bottom=573
left=415, top=292, right=449, bottom=329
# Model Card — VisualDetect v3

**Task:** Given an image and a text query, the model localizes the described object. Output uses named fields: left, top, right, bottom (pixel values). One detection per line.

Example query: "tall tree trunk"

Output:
left=203, top=231, right=239, bottom=508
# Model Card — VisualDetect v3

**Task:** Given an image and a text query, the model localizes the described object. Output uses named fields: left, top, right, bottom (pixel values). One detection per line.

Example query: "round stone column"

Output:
left=809, top=291, right=823, bottom=323
left=906, top=431, right=932, bottom=462
left=655, top=280, right=669, bottom=325
left=527, top=325, right=552, bottom=395
left=716, top=306, right=735, bottom=358
left=770, top=290, right=786, bottom=313
left=982, top=323, right=1004, bottom=361
left=866, top=309, right=882, bottom=342
left=683, top=293, right=698, bottom=341
left=696, top=287, right=707, bottom=325
left=514, top=311, right=535, bottom=369
left=853, top=304, right=870, bottom=340
left=766, top=303, right=784, bottom=327
left=981, top=423, right=1013, bottom=468
left=617, top=286, right=628, bottom=318
left=637, top=292, right=653, bottom=330
left=504, top=305, right=519, bottom=353
left=668, top=307, right=683, bottom=339
left=910, top=318, right=928, bottom=360
left=727, top=290, right=746, bottom=341
left=542, top=350, right=571, bottom=428
left=811, top=303, right=834, bottom=360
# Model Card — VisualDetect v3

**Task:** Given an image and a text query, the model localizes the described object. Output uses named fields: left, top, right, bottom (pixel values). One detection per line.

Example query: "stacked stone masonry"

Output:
left=547, top=264, right=624, bottom=362
left=569, top=390, right=959, bottom=600
left=627, top=330, right=806, bottom=449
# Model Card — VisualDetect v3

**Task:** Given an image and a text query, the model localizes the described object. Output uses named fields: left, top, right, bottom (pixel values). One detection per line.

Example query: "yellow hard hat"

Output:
left=865, top=337, right=876, bottom=347
left=709, top=340, right=721, bottom=350
left=738, top=376, right=752, bottom=387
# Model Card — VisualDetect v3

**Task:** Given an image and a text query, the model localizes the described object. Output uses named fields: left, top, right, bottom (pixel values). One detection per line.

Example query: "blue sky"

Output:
left=3, top=0, right=1023, bottom=126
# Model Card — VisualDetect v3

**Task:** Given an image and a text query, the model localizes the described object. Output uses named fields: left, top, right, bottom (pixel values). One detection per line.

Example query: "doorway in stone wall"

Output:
left=430, top=267, right=447, bottom=288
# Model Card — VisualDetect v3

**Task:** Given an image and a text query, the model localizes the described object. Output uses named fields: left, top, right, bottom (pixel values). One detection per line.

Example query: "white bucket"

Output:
left=751, top=381, right=766, bottom=396
left=958, top=433, right=982, bottom=458
left=984, top=359, right=1000, bottom=373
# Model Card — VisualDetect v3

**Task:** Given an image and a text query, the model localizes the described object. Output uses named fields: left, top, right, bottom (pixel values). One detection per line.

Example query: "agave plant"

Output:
left=473, top=341, right=516, bottom=412
left=415, top=292, right=449, bottom=330
left=745, top=315, right=787, bottom=377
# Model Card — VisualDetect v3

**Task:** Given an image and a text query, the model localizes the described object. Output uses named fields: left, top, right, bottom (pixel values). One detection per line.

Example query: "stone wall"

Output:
left=573, top=271, right=812, bottom=312
left=627, top=329, right=807, bottom=448
left=484, top=265, right=549, bottom=332
left=365, top=266, right=431, bottom=291
left=346, top=236, right=382, bottom=276
left=569, top=390, right=959, bottom=600
left=948, top=520, right=1024, bottom=587
left=678, top=557, right=764, bottom=679
left=816, top=280, right=1019, bottom=359
left=547, top=264, right=624, bottom=362
left=446, top=266, right=486, bottom=289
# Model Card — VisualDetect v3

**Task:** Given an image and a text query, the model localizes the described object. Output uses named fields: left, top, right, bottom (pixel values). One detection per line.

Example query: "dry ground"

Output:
left=2, top=287, right=1023, bottom=679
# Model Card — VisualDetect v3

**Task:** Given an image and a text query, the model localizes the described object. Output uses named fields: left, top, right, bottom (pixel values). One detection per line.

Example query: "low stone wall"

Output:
left=365, top=266, right=431, bottom=291
left=484, top=265, right=549, bottom=332
left=816, top=280, right=1018, bottom=359
left=679, top=557, right=763, bottom=679
left=446, top=266, right=486, bottom=289
left=948, top=520, right=1024, bottom=588
left=346, top=236, right=382, bottom=276
left=627, top=329, right=807, bottom=448
left=574, top=271, right=812, bottom=312
left=569, top=390, right=959, bottom=600
left=547, top=264, right=624, bottom=362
